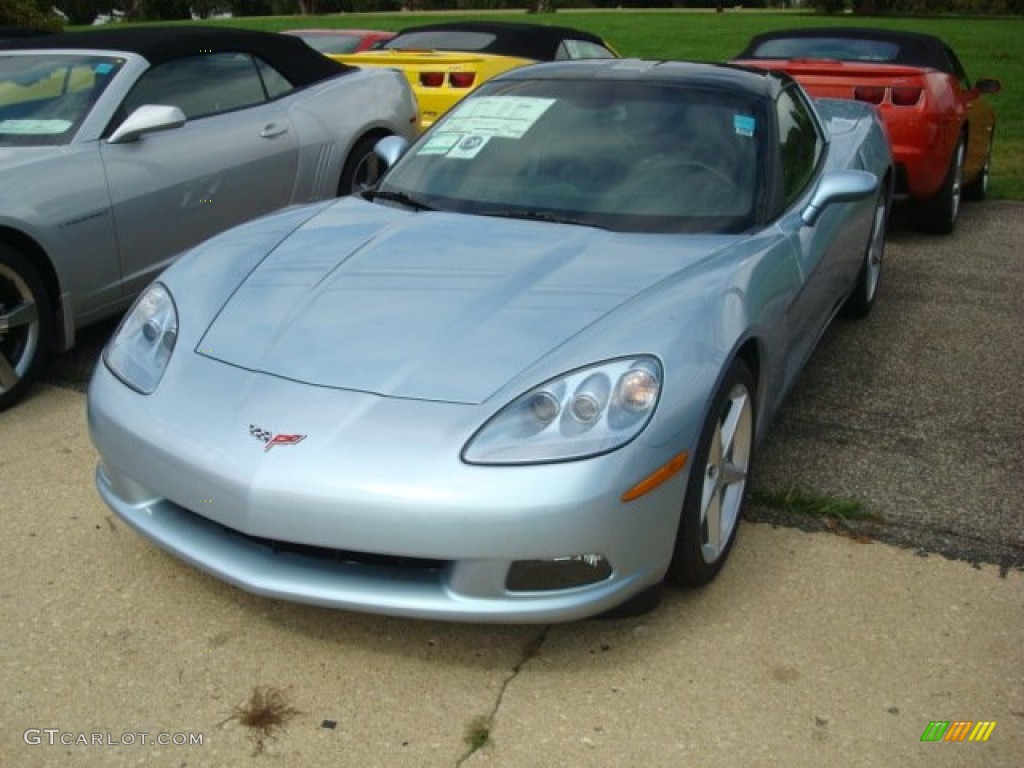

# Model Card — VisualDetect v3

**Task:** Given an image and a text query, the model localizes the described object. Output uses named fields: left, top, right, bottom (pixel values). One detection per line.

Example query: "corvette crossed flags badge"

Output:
left=249, top=424, right=306, bottom=452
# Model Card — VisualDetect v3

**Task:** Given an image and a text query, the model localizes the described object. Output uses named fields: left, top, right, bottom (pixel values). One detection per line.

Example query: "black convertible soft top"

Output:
left=385, top=20, right=609, bottom=61
left=1, top=25, right=350, bottom=86
left=735, top=27, right=954, bottom=73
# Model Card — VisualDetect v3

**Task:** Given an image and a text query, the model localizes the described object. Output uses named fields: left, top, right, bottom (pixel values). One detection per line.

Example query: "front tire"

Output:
left=841, top=178, right=890, bottom=319
left=963, top=131, right=994, bottom=202
left=338, top=133, right=389, bottom=196
left=919, top=136, right=964, bottom=235
left=667, top=359, right=755, bottom=588
left=0, top=245, right=52, bottom=411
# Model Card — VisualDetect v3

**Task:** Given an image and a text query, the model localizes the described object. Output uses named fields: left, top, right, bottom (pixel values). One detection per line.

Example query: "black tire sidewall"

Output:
left=667, top=358, right=756, bottom=588
left=920, top=136, right=964, bottom=235
left=963, top=133, right=993, bottom=203
left=842, top=182, right=889, bottom=319
left=0, top=245, right=52, bottom=411
left=338, top=134, right=388, bottom=196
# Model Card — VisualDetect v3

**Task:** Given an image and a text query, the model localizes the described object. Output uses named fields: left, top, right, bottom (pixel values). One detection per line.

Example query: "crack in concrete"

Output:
left=455, top=625, right=551, bottom=766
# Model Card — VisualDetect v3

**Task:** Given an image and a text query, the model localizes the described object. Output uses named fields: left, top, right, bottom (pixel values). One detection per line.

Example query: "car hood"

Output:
left=198, top=197, right=724, bottom=404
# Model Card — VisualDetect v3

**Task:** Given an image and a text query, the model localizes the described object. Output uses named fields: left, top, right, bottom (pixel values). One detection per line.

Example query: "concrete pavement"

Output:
left=1, top=385, right=1020, bottom=767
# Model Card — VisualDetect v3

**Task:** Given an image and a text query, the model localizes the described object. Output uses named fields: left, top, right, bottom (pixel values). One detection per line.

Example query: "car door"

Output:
left=773, top=86, right=857, bottom=384
left=99, top=52, right=300, bottom=297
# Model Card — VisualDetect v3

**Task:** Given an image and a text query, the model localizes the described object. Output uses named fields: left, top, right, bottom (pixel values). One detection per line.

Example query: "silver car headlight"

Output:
left=463, top=357, right=662, bottom=465
left=104, top=282, right=178, bottom=394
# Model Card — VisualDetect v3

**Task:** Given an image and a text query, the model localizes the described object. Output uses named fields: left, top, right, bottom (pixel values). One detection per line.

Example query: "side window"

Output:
left=558, top=39, right=617, bottom=61
left=255, top=58, right=294, bottom=100
left=122, top=53, right=268, bottom=120
left=943, top=46, right=970, bottom=89
left=776, top=87, right=823, bottom=206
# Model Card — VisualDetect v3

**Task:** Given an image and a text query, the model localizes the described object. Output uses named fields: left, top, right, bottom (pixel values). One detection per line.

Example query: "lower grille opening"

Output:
left=238, top=530, right=446, bottom=573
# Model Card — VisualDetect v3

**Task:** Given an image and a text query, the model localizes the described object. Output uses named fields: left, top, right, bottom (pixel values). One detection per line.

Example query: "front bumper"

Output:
left=88, top=358, right=689, bottom=623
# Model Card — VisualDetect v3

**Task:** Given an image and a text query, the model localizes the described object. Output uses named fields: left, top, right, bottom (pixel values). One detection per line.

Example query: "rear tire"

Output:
left=841, top=179, right=889, bottom=319
left=338, top=134, right=388, bottom=196
left=918, top=136, right=964, bottom=235
left=0, top=245, right=52, bottom=411
left=667, top=359, right=755, bottom=588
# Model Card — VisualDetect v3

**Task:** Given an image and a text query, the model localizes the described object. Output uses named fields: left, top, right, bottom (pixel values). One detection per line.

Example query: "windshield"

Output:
left=383, top=30, right=496, bottom=52
left=750, top=37, right=901, bottom=63
left=291, top=32, right=365, bottom=55
left=377, top=78, right=764, bottom=234
left=0, top=54, right=123, bottom=146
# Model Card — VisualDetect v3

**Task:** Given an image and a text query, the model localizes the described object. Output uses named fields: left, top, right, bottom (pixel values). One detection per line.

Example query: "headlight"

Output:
left=463, top=357, right=662, bottom=465
left=103, top=282, right=178, bottom=394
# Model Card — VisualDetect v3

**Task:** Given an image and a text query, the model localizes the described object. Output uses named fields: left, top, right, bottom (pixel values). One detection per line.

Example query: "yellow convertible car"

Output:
left=334, top=21, right=618, bottom=131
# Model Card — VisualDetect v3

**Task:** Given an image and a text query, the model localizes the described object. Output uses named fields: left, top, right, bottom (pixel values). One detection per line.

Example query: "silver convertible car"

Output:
left=0, top=26, right=418, bottom=410
left=89, top=60, right=892, bottom=623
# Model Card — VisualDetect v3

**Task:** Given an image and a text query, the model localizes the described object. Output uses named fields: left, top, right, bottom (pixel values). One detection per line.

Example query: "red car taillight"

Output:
left=449, top=72, right=476, bottom=88
left=853, top=85, right=886, bottom=105
left=420, top=72, right=444, bottom=87
left=891, top=86, right=923, bottom=106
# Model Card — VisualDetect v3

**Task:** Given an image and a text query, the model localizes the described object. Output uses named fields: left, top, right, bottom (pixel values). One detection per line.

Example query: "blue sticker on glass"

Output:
left=95, top=63, right=114, bottom=74
left=734, top=115, right=756, bottom=137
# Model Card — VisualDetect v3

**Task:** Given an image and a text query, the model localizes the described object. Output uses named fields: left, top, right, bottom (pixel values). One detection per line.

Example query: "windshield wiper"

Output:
left=365, top=188, right=435, bottom=212
left=474, top=208, right=606, bottom=230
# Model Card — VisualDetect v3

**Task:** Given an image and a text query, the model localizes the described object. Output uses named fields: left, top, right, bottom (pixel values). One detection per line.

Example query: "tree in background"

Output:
left=1, top=0, right=63, bottom=29
left=809, top=0, right=1024, bottom=11
left=57, top=0, right=105, bottom=25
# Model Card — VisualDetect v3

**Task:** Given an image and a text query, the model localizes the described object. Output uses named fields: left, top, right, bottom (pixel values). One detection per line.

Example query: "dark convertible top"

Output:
left=1, top=25, right=350, bottom=86
left=385, top=20, right=609, bottom=61
left=735, top=27, right=954, bottom=73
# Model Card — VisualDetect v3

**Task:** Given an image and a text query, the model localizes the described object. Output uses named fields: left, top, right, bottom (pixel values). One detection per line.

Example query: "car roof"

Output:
left=1, top=25, right=351, bottom=86
left=735, top=27, right=952, bottom=72
left=499, top=58, right=787, bottom=99
left=388, top=20, right=609, bottom=60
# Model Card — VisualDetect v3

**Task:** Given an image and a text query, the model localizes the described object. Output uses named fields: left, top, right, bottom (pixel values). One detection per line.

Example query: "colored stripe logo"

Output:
left=920, top=721, right=996, bottom=742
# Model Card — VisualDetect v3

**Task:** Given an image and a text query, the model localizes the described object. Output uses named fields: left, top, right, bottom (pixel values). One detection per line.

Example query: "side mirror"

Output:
left=801, top=170, right=878, bottom=227
left=975, top=78, right=1001, bottom=95
left=108, top=104, right=186, bottom=144
left=374, top=135, right=409, bottom=173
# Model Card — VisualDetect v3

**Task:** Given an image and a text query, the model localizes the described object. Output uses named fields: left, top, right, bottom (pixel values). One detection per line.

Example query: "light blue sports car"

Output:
left=88, top=59, right=892, bottom=623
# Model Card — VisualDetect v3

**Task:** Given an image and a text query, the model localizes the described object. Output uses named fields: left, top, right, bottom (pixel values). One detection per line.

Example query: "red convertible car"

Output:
left=735, top=28, right=1000, bottom=234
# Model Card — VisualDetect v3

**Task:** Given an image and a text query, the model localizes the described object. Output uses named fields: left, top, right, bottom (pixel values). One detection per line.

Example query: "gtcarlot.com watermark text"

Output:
left=24, top=729, right=203, bottom=747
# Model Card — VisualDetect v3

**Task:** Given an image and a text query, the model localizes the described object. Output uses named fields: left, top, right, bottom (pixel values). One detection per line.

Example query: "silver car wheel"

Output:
left=698, top=381, right=753, bottom=563
left=964, top=134, right=994, bottom=202
left=921, top=137, right=965, bottom=235
left=0, top=263, right=41, bottom=395
left=950, top=139, right=964, bottom=224
left=339, top=134, right=388, bottom=196
left=0, top=247, right=51, bottom=411
left=668, top=359, right=756, bottom=587
left=864, top=189, right=888, bottom=303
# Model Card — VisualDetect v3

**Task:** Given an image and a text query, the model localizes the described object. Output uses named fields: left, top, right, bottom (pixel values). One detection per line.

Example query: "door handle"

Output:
left=259, top=124, right=288, bottom=139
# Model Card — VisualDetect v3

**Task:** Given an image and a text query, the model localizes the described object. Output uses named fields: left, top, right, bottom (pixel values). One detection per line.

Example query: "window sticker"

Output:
left=441, top=96, right=555, bottom=139
left=418, top=132, right=460, bottom=155
left=734, top=114, right=756, bottom=138
left=0, top=119, right=72, bottom=134
left=95, top=63, right=115, bottom=75
left=447, top=134, right=490, bottom=159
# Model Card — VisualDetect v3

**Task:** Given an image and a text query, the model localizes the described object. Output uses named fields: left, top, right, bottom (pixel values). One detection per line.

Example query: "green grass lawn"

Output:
left=182, top=11, right=1024, bottom=200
